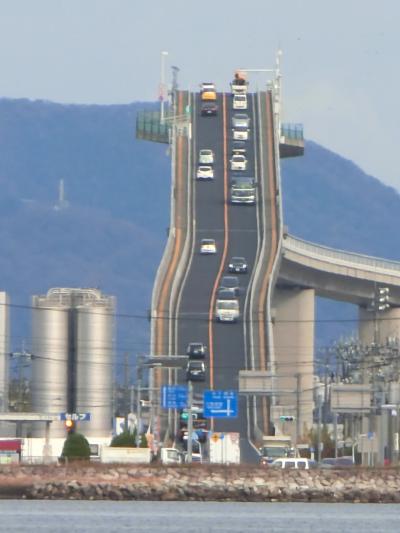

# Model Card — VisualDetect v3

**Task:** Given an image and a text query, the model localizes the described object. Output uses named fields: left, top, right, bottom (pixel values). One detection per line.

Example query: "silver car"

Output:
left=232, top=113, right=250, bottom=128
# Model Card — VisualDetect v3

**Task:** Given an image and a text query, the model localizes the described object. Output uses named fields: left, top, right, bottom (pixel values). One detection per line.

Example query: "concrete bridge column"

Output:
left=272, top=287, right=315, bottom=441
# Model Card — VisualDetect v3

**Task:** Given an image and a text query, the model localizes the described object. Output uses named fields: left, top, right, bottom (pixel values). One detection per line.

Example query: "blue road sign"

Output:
left=203, top=390, right=238, bottom=418
left=59, top=412, right=91, bottom=421
left=161, top=385, right=188, bottom=409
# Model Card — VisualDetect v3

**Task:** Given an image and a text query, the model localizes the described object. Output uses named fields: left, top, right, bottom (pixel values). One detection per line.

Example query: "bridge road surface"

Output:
left=176, top=92, right=263, bottom=463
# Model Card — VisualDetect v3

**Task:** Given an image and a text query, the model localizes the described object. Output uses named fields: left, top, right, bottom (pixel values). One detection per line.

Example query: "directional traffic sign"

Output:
left=161, top=385, right=188, bottom=409
left=59, top=412, right=91, bottom=421
left=203, top=390, right=238, bottom=418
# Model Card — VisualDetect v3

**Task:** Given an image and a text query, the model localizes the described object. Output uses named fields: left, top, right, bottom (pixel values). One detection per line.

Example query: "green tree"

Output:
left=61, top=433, right=91, bottom=461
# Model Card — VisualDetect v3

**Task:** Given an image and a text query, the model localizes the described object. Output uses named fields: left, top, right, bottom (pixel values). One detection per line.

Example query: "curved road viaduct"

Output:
left=141, top=72, right=400, bottom=457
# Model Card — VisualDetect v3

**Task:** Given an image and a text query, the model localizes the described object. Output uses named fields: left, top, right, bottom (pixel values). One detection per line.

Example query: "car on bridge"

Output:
left=230, top=154, right=247, bottom=171
left=200, top=239, right=217, bottom=254
left=200, top=82, right=215, bottom=93
left=186, top=360, right=206, bottom=382
left=199, top=149, right=214, bottom=165
left=232, top=141, right=247, bottom=155
left=228, top=256, right=248, bottom=273
left=232, top=113, right=250, bottom=128
left=186, top=342, right=207, bottom=359
left=233, top=94, right=247, bottom=110
left=215, top=298, right=240, bottom=322
left=201, top=83, right=217, bottom=101
left=196, top=165, right=214, bottom=180
left=232, top=126, right=249, bottom=141
left=219, top=275, right=240, bottom=296
left=201, top=102, right=218, bottom=116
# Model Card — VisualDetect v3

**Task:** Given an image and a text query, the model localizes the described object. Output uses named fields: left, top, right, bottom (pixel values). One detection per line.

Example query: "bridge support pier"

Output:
left=272, top=287, right=315, bottom=441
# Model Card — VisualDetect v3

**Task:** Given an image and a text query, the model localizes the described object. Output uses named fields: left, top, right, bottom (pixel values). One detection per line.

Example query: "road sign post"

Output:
left=161, top=385, right=188, bottom=409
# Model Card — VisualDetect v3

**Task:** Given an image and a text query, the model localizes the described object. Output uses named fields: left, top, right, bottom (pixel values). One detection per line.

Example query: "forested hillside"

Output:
left=1, top=98, right=399, bottom=368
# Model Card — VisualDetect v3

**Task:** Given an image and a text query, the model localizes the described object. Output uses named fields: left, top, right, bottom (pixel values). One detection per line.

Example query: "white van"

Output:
left=271, top=458, right=311, bottom=470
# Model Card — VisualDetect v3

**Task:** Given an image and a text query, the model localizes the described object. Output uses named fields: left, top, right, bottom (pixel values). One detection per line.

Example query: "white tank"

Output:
left=31, top=288, right=115, bottom=438
left=75, top=303, right=114, bottom=437
left=31, top=302, right=69, bottom=437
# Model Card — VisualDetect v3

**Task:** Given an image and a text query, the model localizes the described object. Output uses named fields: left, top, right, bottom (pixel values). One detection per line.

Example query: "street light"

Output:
left=160, top=51, right=169, bottom=123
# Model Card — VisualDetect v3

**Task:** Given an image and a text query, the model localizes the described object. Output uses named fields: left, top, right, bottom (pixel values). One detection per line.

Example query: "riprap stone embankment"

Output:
left=0, top=464, right=399, bottom=502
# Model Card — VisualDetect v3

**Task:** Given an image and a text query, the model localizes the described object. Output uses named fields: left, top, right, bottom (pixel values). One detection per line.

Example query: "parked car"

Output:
left=271, top=458, right=311, bottom=470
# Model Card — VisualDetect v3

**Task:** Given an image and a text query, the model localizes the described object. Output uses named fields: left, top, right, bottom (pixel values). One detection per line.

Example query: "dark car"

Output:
left=219, top=275, right=240, bottom=295
left=228, top=256, right=248, bottom=273
left=186, top=361, right=206, bottom=381
left=201, top=103, right=218, bottom=116
left=216, top=288, right=237, bottom=300
left=186, top=342, right=207, bottom=358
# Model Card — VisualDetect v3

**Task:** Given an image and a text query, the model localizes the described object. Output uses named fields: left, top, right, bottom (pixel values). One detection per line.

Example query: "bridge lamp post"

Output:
left=160, top=51, right=169, bottom=123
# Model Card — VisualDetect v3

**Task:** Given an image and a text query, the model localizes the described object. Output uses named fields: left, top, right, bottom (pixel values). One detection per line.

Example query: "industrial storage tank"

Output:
left=75, top=293, right=115, bottom=437
left=31, top=290, right=70, bottom=437
left=31, top=288, right=115, bottom=439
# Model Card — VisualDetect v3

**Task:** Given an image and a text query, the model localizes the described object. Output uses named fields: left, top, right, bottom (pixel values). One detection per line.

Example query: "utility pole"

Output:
left=124, top=352, right=130, bottom=432
left=295, top=373, right=301, bottom=443
left=187, top=380, right=193, bottom=463
left=136, top=358, right=143, bottom=447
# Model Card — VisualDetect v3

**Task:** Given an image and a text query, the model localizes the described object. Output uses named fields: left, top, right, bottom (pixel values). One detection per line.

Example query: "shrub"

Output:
left=61, top=433, right=91, bottom=461
left=110, top=430, right=137, bottom=447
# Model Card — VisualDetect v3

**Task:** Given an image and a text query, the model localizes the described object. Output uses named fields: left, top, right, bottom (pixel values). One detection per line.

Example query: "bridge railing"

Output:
left=284, top=235, right=400, bottom=275
left=136, top=110, right=170, bottom=144
left=280, top=123, right=303, bottom=141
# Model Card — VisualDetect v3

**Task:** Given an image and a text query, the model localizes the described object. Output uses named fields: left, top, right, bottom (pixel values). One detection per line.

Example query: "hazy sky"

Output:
left=1, top=0, right=399, bottom=190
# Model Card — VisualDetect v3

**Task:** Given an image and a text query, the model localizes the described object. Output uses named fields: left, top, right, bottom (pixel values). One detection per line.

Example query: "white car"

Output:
left=199, top=149, right=214, bottom=165
left=232, top=127, right=249, bottom=141
left=201, top=82, right=216, bottom=93
left=230, top=154, right=247, bottom=171
left=233, top=94, right=247, bottom=110
left=196, top=165, right=214, bottom=180
left=200, top=238, right=217, bottom=254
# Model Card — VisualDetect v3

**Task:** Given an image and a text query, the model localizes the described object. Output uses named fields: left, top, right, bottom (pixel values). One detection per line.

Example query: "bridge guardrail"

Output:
left=283, top=235, right=400, bottom=276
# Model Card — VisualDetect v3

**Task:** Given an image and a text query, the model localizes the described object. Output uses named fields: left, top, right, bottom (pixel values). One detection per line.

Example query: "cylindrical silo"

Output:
left=31, top=292, right=69, bottom=437
left=75, top=297, right=115, bottom=437
left=31, top=288, right=115, bottom=439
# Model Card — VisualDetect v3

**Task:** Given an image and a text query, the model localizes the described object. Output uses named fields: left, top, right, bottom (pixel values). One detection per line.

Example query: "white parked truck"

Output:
left=160, top=447, right=182, bottom=465
left=209, top=432, right=240, bottom=464
left=259, top=435, right=292, bottom=465
left=215, top=298, right=239, bottom=322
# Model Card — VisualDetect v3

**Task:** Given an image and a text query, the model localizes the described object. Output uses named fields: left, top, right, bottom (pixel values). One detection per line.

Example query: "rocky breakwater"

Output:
left=0, top=464, right=400, bottom=502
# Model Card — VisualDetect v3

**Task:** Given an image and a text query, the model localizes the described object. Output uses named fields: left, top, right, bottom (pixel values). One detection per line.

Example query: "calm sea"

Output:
left=0, top=500, right=399, bottom=532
